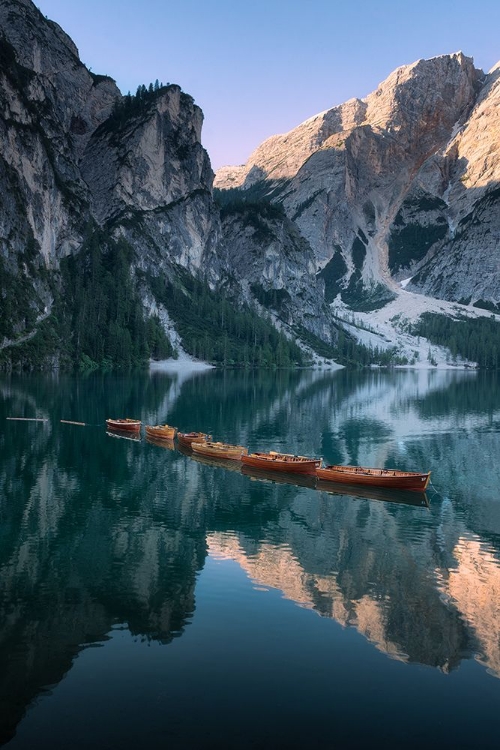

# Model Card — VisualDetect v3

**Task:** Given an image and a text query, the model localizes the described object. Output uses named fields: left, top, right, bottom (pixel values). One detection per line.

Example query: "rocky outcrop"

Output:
left=214, top=202, right=335, bottom=344
left=0, top=0, right=221, bottom=359
left=215, top=53, right=500, bottom=310
left=1, top=0, right=499, bottom=367
left=405, top=64, right=500, bottom=305
left=80, top=85, right=219, bottom=277
left=0, top=0, right=334, bottom=366
left=0, top=0, right=120, bottom=260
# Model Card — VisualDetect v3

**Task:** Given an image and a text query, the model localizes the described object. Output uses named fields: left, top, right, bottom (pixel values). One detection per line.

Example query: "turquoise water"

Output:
left=1, top=368, right=500, bottom=748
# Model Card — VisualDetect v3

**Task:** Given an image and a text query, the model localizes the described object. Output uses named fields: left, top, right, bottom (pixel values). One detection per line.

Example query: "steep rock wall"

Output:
left=215, top=53, right=500, bottom=309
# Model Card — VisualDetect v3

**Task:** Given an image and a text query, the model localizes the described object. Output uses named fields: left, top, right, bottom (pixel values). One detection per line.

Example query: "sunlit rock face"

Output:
left=405, top=63, right=500, bottom=303
left=216, top=53, right=500, bottom=309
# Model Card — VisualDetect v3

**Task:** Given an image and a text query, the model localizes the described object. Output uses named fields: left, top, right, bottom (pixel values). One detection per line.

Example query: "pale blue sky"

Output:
left=35, top=0, right=500, bottom=170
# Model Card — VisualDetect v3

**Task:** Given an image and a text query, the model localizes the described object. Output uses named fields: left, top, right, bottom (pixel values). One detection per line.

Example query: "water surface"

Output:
left=1, top=368, right=500, bottom=748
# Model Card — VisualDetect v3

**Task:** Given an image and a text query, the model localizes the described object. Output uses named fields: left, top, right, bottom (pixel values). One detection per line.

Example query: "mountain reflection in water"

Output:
left=1, top=368, right=500, bottom=747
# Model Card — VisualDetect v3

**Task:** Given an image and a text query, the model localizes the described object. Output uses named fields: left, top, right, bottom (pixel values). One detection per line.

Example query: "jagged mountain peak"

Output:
left=214, top=51, right=499, bottom=318
left=1, top=0, right=82, bottom=72
left=1, top=4, right=499, bottom=371
left=214, top=52, right=482, bottom=190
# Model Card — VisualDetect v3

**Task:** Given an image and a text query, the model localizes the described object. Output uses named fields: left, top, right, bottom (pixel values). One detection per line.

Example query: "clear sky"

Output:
left=34, top=0, right=500, bottom=171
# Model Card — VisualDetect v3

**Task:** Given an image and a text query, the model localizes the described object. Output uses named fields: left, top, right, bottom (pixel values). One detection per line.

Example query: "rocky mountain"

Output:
left=0, top=0, right=337, bottom=371
left=215, top=52, right=500, bottom=318
left=1, top=0, right=499, bottom=371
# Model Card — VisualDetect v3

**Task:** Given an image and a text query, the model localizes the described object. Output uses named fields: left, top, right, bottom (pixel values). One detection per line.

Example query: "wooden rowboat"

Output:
left=106, top=418, right=141, bottom=433
left=191, top=441, right=248, bottom=461
left=241, top=451, right=321, bottom=475
left=177, top=431, right=212, bottom=448
left=145, top=424, right=177, bottom=440
left=316, top=464, right=431, bottom=492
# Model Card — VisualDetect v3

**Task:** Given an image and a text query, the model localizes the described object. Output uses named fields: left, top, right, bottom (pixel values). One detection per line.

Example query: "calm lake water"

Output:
left=1, top=367, right=500, bottom=749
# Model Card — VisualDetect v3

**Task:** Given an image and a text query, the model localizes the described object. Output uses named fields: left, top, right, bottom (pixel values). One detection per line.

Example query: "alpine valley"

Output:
left=1, top=0, right=500, bottom=371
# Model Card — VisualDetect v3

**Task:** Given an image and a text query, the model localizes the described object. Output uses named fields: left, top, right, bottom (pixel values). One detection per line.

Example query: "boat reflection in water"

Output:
left=241, top=466, right=429, bottom=505
left=145, top=435, right=176, bottom=451
left=106, top=427, right=141, bottom=442
left=316, top=479, right=430, bottom=507
left=189, top=451, right=244, bottom=473
left=241, top=464, right=317, bottom=490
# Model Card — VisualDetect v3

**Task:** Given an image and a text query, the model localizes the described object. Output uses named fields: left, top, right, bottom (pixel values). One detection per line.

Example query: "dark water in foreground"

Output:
left=1, top=367, right=500, bottom=749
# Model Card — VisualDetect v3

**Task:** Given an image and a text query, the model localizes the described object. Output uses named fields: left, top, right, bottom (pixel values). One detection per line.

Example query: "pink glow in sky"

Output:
left=35, top=0, right=500, bottom=171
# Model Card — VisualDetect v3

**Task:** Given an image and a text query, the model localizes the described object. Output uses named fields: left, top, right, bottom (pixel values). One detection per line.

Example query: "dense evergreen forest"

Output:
left=59, top=230, right=174, bottom=370
left=147, top=268, right=305, bottom=368
left=411, top=312, right=500, bottom=369
left=0, top=229, right=173, bottom=372
left=4, top=231, right=499, bottom=371
left=0, top=228, right=307, bottom=371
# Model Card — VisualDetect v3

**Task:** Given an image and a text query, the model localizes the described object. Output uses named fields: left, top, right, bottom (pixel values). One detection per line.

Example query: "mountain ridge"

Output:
left=214, top=51, right=500, bottom=313
left=1, top=0, right=499, bottom=371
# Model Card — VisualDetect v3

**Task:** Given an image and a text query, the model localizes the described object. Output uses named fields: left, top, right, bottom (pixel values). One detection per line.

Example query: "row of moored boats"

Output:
left=106, top=418, right=431, bottom=493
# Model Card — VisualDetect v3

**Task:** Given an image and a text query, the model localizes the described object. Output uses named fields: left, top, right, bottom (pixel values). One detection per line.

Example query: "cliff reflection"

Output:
left=1, top=368, right=500, bottom=744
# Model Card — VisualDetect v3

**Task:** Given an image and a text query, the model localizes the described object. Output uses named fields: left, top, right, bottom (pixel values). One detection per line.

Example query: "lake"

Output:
left=1, top=367, right=500, bottom=749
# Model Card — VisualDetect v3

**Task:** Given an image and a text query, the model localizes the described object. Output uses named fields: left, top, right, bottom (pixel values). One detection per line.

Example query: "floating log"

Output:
left=60, top=420, right=86, bottom=426
left=6, top=417, right=48, bottom=422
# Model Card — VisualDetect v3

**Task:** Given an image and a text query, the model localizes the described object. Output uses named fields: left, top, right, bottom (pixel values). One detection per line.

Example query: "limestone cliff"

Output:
left=0, top=0, right=221, bottom=366
left=215, top=53, right=500, bottom=311
left=214, top=201, right=335, bottom=345
left=2, top=0, right=500, bottom=369
left=0, top=0, right=332, bottom=369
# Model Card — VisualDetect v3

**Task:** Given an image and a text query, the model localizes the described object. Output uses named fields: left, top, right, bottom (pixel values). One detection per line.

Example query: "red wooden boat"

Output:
left=241, top=451, right=321, bottom=475
left=191, top=441, right=248, bottom=461
left=145, top=424, right=177, bottom=440
left=316, top=464, right=431, bottom=492
left=177, top=431, right=212, bottom=448
left=106, top=418, right=141, bottom=433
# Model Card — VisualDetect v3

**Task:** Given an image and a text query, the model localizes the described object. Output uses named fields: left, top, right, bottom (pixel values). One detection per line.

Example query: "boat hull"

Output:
left=242, top=452, right=321, bottom=475
left=191, top=441, right=248, bottom=461
left=106, top=419, right=141, bottom=433
left=145, top=425, right=177, bottom=440
left=316, top=465, right=430, bottom=492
